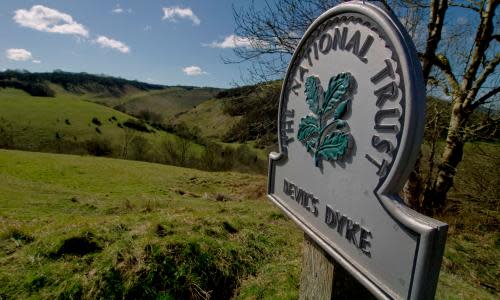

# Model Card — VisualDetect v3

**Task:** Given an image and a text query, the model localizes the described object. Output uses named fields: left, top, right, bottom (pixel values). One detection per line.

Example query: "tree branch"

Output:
left=434, top=53, right=461, bottom=92
left=462, top=0, right=499, bottom=90
left=421, top=0, right=448, bottom=85
left=449, top=1, right=480, bottom=12
left=466, top=53, right=500, bottom=108
left=471, top=86, right=500, bottom=110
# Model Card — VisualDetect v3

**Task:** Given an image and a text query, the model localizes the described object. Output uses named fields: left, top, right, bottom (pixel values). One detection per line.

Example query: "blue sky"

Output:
left=0, top=1, right=269, bottom=88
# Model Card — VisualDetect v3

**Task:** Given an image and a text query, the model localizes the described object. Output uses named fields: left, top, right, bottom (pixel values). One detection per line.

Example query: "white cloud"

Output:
left=204, top=34, right=269, bottom=49
left=32, top=59, right=42, bottom=64
left=112, top=5, right=132, bottom=14
left=95, top=36, right=130, bottom=53
left=6, top=48, right=33, bottom=61
left=205, top=34, right=252, bottom=49
left=13, top=5, right=89, bottom=37
left=162, top=7, right=200, bottom=25
left=182, top=66, right=207, bottom=76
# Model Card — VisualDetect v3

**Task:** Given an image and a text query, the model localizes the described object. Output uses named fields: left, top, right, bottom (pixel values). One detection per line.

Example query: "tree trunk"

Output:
left=423, top=102, right=467, bottom=214
left=402, top=154, right=423, bottom=211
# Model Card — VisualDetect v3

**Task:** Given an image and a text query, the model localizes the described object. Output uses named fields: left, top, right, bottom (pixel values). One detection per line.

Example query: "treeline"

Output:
left=0, top=115, right=267, bottom=174
left=0, top=70, right=165, bottom=97
left=0, top=79, right=55, bottom=97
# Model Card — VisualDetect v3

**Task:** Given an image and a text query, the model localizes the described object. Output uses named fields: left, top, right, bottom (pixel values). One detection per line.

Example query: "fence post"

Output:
left=299, top=233, right=376, bottom=300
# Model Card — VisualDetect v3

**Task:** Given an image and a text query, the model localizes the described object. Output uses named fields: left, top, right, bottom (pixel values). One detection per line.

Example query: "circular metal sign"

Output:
left=267, top=2, right=447, bottom=299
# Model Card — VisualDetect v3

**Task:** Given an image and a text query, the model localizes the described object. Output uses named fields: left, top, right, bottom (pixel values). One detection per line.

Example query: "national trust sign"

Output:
left=267, top=2, right=448, bottom=299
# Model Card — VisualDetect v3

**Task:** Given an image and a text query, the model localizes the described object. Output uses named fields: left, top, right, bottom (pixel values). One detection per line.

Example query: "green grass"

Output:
left=113, top=87, right=220, bottom=120
left=0, top=88, right=205, bottom=158
left=0, top=150, right=302, bottom=299
left=0, top=131, right=498, bottom=300
left=0, top=148, right=498, bottom=299
left=421, top=141, right=500, bottom=299
left=172, top=98, right=242, bottom=139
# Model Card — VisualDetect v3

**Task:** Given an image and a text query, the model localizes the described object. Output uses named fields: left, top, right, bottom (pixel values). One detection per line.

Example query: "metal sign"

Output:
left=267, top=2, right=448, bottom=299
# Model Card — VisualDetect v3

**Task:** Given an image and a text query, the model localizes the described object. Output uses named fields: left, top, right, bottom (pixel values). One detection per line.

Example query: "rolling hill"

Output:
left=0, top=70, right=165, bottom=97
left=0, top=70, right=221, bottom=124
left=0, top=87, right=205, bottom=162
left=113, top=86, right=220, bottom=121
left=0, top=149, right=302, bottom=299
left=0, top=72, right=267, bottom=173
left=0, top=149, right=498, bottom=299
left=169, top=81, right=281, bottom=148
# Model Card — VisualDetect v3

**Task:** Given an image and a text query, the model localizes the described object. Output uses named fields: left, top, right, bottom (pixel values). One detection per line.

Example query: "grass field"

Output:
left=0, top=149, right=498, bottom=299
left=172, top=98, right=242, bottom=140
left=0, top=150, right=302, bottom=299
left=0, top=88, right=205, bottom=158
left=112, top=87, right=220, bottom=121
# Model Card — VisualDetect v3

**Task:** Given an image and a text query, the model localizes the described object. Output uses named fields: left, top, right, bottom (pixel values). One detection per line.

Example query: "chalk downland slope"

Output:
left=0, top=148, right=498, bottom=299
left=0, top=88, right=204, bottom=159
left=0, top=150, right=302, bottom=299
left=112, top=87, right=221, bottom=121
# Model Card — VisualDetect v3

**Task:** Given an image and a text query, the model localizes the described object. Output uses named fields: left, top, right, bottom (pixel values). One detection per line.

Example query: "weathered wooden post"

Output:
left=267, top=1, right=448, bottom=299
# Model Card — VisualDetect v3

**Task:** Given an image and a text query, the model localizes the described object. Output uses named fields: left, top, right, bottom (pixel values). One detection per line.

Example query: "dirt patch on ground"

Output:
left=54, top=233, right=102, bottom=257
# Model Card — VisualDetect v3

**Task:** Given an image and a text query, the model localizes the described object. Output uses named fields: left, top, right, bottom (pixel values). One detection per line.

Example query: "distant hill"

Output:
left=0, top=70, right=222, bottom=123
left=0, top=70, right=166, bottom=98
left=170, top=81, right=281, bottom=148
left=112, top=87, right=221, bottom=121
left=0, top=87, right=206, bottom=161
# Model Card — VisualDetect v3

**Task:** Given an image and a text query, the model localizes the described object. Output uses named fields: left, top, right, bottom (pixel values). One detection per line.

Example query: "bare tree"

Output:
left=178, top=137, right=192, bottom=167
left=231, top=0, right=499, bottom=214
left=229, top=0, right=339, bottom=82
left=399, top=0, right=499, bottom=214
left=121, top=127, right=136, bottom=159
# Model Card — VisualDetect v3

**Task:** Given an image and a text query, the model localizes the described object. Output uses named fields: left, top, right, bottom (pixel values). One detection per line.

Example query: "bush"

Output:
left=0, top=119, right=15, bottom=149
left=91, top=117, right=102, bottom=126
left=137, top=110, right=163, bottom=124
left=123, top=119, right=150, bottom=133
left=129, top=136, right=150, bottom=161
left=199, top=142, right=235, bottom=171
left=85, top=138, right=113, bottom=156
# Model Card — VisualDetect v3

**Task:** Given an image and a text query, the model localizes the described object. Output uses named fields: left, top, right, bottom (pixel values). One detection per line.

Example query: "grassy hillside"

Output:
left=0, top=149, right=498, bottom=299
left=0, top=88, right=204, bottom=159
left=0, top=150, right=302, bottom=299
left=169, top=81, right=280, bottom=149
left=173, top=98, right=243, bottom=139
left=113, top=87, right=220, bottom=121
left=0, top=70, right=165, bottom=98
left=0, top=86, right=268, bottom=174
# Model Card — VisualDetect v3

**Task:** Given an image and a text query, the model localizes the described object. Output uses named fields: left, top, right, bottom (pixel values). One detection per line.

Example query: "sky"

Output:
left=0, top=0, right=270, bottom=88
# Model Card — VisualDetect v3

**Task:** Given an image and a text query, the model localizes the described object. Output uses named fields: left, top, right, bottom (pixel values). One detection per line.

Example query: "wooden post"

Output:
left=299, top=233, right=376, bottom=300
left=299, top=233, right=334, bottom=299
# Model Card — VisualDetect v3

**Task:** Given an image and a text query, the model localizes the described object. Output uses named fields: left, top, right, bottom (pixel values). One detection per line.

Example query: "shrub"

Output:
left=91, top=117, right=102, bottom=126
left=123, top=119, right=150, bottom=133
left=0, top=119, right=15, bottom=149
left=137, top=110, right=163, bottom=124
left=85, top=138, right=112, bottom=156
left=129, top=136, right=150, bottom=161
